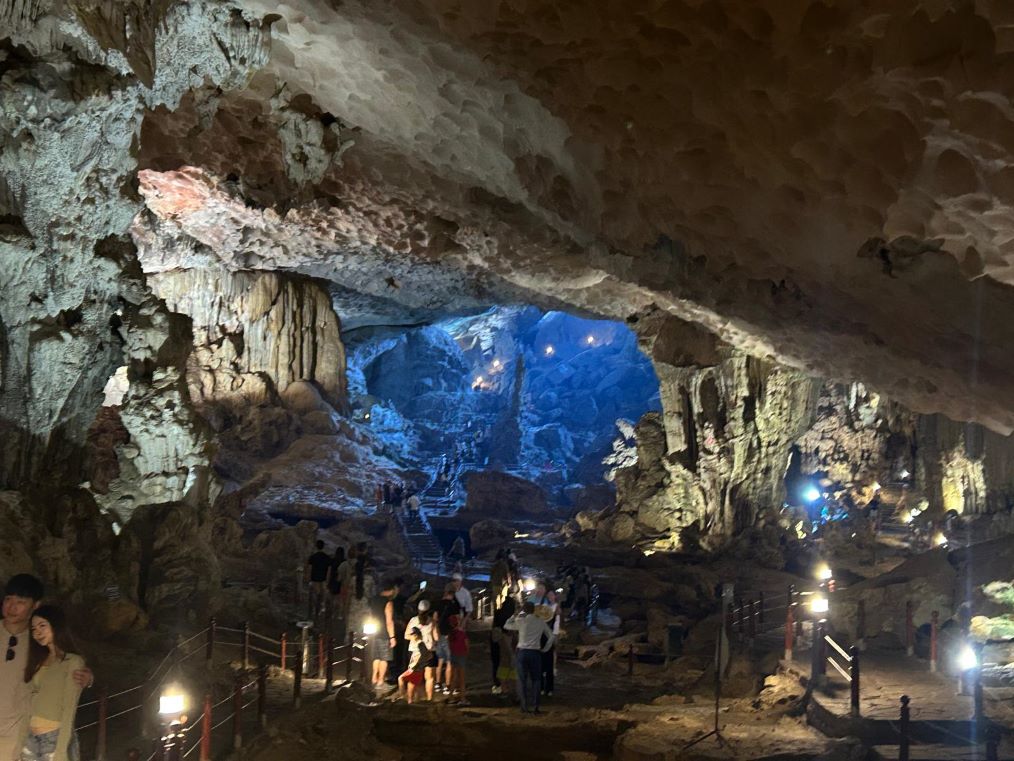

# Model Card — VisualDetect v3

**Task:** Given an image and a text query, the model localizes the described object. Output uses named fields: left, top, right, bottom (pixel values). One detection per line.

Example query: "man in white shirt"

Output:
left=504, top=601, right=555, bottom=714
left=451, top=573, right=473, bottom=627
left=0, top=575, right=92, bottom=761
left=403, top=600, right=435, bottom=701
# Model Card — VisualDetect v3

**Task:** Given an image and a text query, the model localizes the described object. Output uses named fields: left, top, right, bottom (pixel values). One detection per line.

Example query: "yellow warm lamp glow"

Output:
left=523, top=578, right=536, bottom=592
left=159, top=685, right=187, bottom=717
left=810, top=597, right=829, bottom=615
left=934, top=532, right=948, bottom=547
left=816, top=564, right=833, bottom=581
left=362, top=619, right=379, bottom=636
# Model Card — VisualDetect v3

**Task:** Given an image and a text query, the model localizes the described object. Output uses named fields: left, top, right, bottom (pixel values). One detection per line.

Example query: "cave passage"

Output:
left=345, top=306, right=661, bottom=498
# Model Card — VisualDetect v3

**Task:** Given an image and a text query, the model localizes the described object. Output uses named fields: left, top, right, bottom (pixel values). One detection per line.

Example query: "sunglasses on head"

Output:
left=5, top=635, right=15, bottom=662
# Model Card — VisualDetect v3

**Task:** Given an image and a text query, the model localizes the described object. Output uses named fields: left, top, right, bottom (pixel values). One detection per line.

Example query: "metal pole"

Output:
left=206, top=618, right=216, bottom=664
left=345, top=630, right=354, bottom=683
left=784, top=604, right=794, bottom=661
left=199, top=694, right=211, bottom=761
left=899, top=695, right=910, bottom=761
left=243, top=621, right=251, bottom=669
left=849, top=645, right=860, bottom=717
left=905, top=601, right=914, bottom=656
left=930, top=611, right=938, bottom=672
left=318, top=633, right=325, bottom=677
left=280, top=632, right=287, bottom=671
left=325, top=636, right=334, bottom=694
left=232, top=677, right=242, bottom=750
left=257, top=665, right=267, bottom=728
left=293, top=658, right=303, bottom=709
left=96, top=688, right=108, bottom=761
left=856, top=600, right=866, bottom=651
left=360, top=634, right=370, bottom=682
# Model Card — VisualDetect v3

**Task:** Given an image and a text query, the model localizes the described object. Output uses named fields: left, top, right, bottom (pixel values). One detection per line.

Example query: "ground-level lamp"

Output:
left=158, top=683, right=189, bottom=761
left=957, top=644, right=979, bottom=696
left=809, top=595, right=829, bottom=617
left=295, top=620, right=313, bottom=673
left=362, top=618, right=379, bottom=636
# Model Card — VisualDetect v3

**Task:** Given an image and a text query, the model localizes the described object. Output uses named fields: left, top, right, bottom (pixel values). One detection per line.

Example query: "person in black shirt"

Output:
left=305, top=540, right=331, bottom=621
left=490, top=595, right=516, bottom=695
left=432, top=583, right=461, bottom=694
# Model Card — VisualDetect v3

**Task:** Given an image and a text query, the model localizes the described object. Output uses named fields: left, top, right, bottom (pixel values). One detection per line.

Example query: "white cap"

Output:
left=417, top=599, right=430, bottom=612
left=451, top=572, right=463, bottom=581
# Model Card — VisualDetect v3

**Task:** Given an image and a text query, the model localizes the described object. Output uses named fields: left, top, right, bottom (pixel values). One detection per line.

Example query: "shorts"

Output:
left=22, top=729, right=80, bottom=761
left=435, top=639, right=451, bottom=662
left=450, top=654, right=467, bottom=668
left=400, top=670, right=424, bottom=686
left=373, top=634, right=392, bottom=661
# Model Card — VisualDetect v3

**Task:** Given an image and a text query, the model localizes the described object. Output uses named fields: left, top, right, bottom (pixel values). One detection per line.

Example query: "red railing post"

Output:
left=317, top=633, right=325, bottom=677
left=257, top=665, right=267, bottom=728
left=905, top=601, right=914, bottom=656
left=242, top=621, right=251, bottom=669
left=293, top=657, right=303, bottom=708
left=345, top=630, right=354, bottom=683
left=324, top=636, right=334, bottom=694
left=857, top=600, right=866, bottom=651
left=96, top=688, right=108, bottom=761
left=849, top=645, right=860, bottom=717
left=784, top=604, right=794, bottom=661
left=232, top=677, right=243, bottom=750
left=280, top=632, right=287, bottom=671
left=206, top=618, right=216, bottom=664
left=930, top=611, right=939, bottom=672
left=199, top=693, right=212, bottom=761
left=899, top=695, right=910, bottom=761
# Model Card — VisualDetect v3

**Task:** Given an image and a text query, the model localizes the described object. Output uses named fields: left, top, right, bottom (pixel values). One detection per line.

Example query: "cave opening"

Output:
left=345, top=306, right=661, bottom=506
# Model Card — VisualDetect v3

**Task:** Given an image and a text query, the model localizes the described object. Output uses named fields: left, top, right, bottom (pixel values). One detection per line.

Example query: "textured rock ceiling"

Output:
left=133, top=0, right=1014, bottom=431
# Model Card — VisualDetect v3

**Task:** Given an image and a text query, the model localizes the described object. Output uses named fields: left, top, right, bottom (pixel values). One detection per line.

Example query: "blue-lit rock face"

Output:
left=347, top=307, right=660, bottom=495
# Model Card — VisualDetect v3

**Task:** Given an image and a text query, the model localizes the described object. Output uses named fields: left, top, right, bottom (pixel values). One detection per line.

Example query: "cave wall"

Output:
left=147, top=267, right=347, bottom=413
left=604, top=313, right=820, bottom=547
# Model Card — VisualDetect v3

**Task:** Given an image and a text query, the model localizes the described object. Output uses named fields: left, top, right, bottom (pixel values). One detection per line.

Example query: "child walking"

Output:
left=447, top=615, right=469, bottom=706
left=397, top=628, right=431, bottom=704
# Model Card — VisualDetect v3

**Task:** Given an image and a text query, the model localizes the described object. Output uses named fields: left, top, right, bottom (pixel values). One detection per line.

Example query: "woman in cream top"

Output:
left=22, top=606, right=83, bottom=761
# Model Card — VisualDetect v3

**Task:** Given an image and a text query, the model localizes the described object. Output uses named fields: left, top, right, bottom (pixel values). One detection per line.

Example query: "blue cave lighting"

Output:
left=802, top=484, right=821, bottom=503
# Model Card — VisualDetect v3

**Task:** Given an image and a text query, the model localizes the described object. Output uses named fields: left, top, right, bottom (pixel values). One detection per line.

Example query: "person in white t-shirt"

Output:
left=403, top=600, right=435, bottom=701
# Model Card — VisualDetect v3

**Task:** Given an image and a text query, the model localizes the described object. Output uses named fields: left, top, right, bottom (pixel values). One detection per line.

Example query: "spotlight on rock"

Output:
left=585, top=335, right=595, bottom=345
left=523, top=578, right=536, bottom=593
left=934, top=532, right=948, bottom=547
left=802, top=485, right=821, bottom=503
left=159, top=684, right=187, bottom=720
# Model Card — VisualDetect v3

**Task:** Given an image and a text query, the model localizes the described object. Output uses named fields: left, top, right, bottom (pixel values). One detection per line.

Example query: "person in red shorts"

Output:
left=447, top=615, right=470, bottom=706
left=397, top=628, right=430, bottom=704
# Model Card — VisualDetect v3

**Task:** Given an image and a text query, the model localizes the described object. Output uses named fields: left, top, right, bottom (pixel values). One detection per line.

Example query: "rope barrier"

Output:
left=106, top=684, right=144, bottom=701
left=210, top=714, right=235, bottom=732
left=249, top=631, right=281, bottom=645
left=824, top=635, right=852, bottom=662
left=76, top=720, right=98, bottom=730
left=176, top=628, right=210, bottom=648
left=826, top=656, right=852, bottom=682
left=211, top=693, right=234, bottom=711
left=248, top=645, right=279, bottom=659
left=215, top=626, right=245, bottom=634
left=105, top=703, right=143, bottom=722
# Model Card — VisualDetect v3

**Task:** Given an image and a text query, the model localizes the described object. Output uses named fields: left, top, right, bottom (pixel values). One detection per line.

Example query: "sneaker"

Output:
left=442, top=685, right=451, bottom=695
left=451, top=689, right=460, bottom=696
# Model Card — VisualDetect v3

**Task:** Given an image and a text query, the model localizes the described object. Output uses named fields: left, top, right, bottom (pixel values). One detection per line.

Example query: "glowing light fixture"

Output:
left=159, top=684, right=187, bottom=717
left=544, top=345, right=555, bottom=356
left=802, top=485, right=821, bottom=503
left=362, top=619, right=379, bottom=636
left=934, top=532, right=948, bottom=547
left=642, top=548, right=656, bottom=556
left=901, top=512, right=913, bottom=525
left=513, top=531, right=530, bottom=539
left=585, top=335, right=595, bottom=345
left=872, top=481, right=881, bottom=492
left=816, top=564, right=833, bottom=582
left=810, top=596, right=829, bottom=615
left=492, top=359, right=502, bottom=369
left=364, top=412, right=371, bottom=421
left=523, top=578, right=536, bottom=593
left=957, top=645, right=978, bottom=671
left=900, top=469, right=911, bottom=479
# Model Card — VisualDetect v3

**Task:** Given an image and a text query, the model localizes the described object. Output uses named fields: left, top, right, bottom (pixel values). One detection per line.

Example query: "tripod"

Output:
left=681, top=611, right=732, bottom=751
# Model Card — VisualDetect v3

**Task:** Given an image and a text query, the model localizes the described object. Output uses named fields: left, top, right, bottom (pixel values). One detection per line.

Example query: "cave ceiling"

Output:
left=15, top=0, right=1014, bottom=432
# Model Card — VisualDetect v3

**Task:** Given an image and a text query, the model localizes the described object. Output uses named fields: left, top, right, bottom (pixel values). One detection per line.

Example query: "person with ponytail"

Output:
left=21, top=606, right=83, bottom=761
